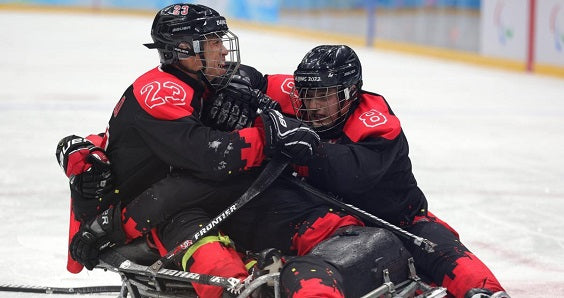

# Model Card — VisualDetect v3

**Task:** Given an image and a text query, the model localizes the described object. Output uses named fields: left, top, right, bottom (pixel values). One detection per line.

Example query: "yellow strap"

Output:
left=245, top=260, right=257, bottom=271
left=181, top=234, right=232, bottom=270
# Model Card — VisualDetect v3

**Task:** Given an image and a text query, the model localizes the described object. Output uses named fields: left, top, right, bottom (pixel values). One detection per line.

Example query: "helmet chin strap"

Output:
left=189, top=44, right=214, bottom=89
left=197, top=53, right=214, bottom=89
left=175, top=62, right=200, bottom=75
left=194, top=51, right=219, bottom=91
left=173, top=56, right=216, bottom=91
left=173, top=39, right=208, bottom=75
left=174, top=52, right=208, bottom=77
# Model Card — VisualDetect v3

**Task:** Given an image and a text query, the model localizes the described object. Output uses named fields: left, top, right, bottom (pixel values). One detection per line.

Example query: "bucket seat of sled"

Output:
left=309, top=226, right=412, bottom=298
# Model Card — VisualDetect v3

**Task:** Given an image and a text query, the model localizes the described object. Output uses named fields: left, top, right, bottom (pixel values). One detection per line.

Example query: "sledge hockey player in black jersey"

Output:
left=57, top=4, right=365, bottom=298
left=203, top=45, right=511, bottom=298
left=56, top=3, right=510, bottom=297
left=284, top=45, right=510, bottom=298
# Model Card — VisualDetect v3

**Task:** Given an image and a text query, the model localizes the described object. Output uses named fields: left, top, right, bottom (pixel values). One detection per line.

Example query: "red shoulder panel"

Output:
left=343, top=93, right=401, bottom=142
left=132, top=67, right=195, bottom=120
left=265, top=74, right=297, bottom=115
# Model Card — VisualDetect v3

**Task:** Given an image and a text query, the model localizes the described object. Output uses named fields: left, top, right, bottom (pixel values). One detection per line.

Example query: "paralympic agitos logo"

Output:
left=494, top=0, right=514, bottom=45
left=550, top=4, right=564, bottom=52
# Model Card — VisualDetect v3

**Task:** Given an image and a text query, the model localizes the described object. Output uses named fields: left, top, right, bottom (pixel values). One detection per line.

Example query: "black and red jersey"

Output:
left=263, top=74, right=428, bottom=227
left=103, top=65, right=266, bottom=201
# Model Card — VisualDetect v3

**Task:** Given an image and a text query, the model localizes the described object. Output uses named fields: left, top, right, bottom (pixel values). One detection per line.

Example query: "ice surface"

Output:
left=1, top=11, right=563, bottom=297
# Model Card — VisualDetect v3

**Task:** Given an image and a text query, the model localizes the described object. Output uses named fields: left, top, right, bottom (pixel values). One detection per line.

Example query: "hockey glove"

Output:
left=205, top=75, right=281, bottom=131
left=260, top=109, right=320, bottom=165
left=230, top=64, right=281, bottom=113
left=56, top=135, right=114, bottom=222
left=56, top=135, right=113, bottom=200
left=70, top=205, right=126, bottom=270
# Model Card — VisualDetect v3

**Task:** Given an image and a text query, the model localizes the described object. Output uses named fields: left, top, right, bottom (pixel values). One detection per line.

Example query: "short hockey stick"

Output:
left=0, top=284, right=121, bottom=294
left=285, top=176, right=437, bottom=253
left=148, top=155, right=289, bottom=274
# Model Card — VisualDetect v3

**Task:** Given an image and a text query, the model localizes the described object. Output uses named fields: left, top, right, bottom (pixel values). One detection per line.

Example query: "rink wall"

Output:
left=1, top=0, right=563, bottom=78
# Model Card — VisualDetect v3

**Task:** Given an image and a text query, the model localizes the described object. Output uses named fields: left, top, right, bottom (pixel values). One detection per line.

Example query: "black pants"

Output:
left=122, top=172, right=355, bottom=255
left=122, top=172, right=254, bottom=249
left=402, top=212, right=504, bottom=297
left=120, top=172, right=365, bottom=298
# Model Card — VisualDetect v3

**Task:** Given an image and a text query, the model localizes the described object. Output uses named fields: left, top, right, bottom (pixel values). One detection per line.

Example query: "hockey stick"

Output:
left=285, top=176, right=437, bottom=253
left=148, top=155, right=289, bottom=275
left=0, top=284, right=121, bottom=294
left=99, top=248, right=244, bottom=292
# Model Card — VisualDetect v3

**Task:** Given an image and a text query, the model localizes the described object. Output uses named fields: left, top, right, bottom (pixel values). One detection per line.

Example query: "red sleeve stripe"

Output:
left=238, top=127, right=266, bottom=170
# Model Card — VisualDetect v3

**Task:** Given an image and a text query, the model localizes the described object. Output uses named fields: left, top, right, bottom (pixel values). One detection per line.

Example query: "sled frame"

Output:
left=99, top=256, right=445, bottom=298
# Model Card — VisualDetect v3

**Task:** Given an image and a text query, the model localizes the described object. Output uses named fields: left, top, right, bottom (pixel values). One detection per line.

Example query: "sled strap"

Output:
left=181, top=234, right=233, bottom=270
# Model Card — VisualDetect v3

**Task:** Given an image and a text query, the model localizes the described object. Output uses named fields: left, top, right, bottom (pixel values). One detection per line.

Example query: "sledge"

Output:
left=78, top=158, right=445, bottom=297
left=95, top=225, right=447, bottom=298
left=0, top=157, right=448, bottom=297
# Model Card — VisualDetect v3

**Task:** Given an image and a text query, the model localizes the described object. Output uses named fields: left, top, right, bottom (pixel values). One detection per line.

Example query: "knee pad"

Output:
left=309, top=226, right=412, bottom=297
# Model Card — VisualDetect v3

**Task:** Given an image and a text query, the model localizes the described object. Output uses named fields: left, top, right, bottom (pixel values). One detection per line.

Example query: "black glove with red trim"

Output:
left=70, top=205, right=126, bottom=270
left=260, top=109, right=320, bottom=165
left=56, top=135, right=114, bottom=221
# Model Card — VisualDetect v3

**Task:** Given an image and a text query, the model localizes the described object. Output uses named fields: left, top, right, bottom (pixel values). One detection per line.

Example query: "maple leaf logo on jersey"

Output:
left=358, top=109, right=387, bottom=127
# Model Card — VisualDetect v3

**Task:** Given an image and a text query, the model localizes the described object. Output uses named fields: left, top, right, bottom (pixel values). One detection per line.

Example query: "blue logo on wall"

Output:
left=550, top=5, right=563, bottom=52
left=494, top=0, right=514, bottom=45
left=228, top=0, right=280, bottom=23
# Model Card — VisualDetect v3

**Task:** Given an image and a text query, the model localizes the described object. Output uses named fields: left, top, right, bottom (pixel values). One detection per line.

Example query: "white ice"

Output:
left=0, top=11, right=563, bottom=298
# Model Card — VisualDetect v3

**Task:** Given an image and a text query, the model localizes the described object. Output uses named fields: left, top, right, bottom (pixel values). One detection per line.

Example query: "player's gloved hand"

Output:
left=254, top=89, right=281, bottom=113
left=205, top=74, right=280, bottom=131
left=260, top=109, right=320, bottom=165
left=204, top=78, right=255, bottom=131
left=70, top=229, right=99, bottom=270
left=56, top=135, right=113, bottom=200
left=229, top=65, right=281, bottom=112
left=70, top=206, right=126, bottom=270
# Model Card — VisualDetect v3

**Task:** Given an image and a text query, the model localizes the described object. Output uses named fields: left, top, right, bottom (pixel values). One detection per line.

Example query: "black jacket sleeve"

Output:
left=305, top=131, right=426, bottom=226
left=133, top=112, right=265, bottom=181
left=306, top=133, right=405, bottom=197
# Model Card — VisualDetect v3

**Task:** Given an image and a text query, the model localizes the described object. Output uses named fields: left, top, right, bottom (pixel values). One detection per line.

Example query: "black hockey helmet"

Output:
left=291, top=45, right=363, bottom=139
left=144, top=3, right=240, bottom=89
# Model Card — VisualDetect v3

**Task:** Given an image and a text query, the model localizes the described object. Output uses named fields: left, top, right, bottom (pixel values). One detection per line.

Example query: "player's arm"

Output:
left=304, top=133, right=405, bottom=197
left=136, top=109, right=319, bottom=181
